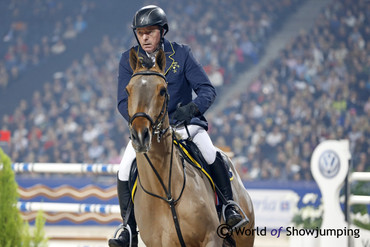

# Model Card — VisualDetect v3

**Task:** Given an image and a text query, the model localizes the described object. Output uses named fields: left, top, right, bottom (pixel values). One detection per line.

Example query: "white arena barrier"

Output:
left=17, top=201, right=120, bottom=214
left=12, top=162, right=119, bottom=174
left=348, top=172, right=370, bottom=205
left=311, top=140, right=370, bottom=247
left=347, top=172, right=370, bottom=247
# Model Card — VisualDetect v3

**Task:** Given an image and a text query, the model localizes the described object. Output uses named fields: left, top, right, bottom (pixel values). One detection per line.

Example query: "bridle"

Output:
left=128, top=70, right=188, bottom=247
left=128, top=70, right=169, bottom=143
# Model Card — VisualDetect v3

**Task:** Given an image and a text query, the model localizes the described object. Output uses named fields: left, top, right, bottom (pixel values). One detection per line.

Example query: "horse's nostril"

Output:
left=131, top=129, right=138, bottom=141
left=143, top=128, right=149, bottom=141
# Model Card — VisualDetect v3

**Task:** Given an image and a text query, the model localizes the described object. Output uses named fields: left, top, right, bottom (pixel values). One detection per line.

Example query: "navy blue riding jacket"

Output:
left=117, top=39, right=216, bottom=130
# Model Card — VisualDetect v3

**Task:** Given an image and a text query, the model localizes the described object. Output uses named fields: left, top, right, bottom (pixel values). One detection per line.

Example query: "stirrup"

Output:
left=222, top=200, right=249, bottom=230
left=112, top=223, right=134, bottom=247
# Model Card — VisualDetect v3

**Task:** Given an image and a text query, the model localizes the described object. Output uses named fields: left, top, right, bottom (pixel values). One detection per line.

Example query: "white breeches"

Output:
left=118, top=125, right=217, bottom=181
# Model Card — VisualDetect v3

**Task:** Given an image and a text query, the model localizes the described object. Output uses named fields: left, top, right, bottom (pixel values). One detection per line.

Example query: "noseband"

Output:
left=128, top=70, right=169, bottom=142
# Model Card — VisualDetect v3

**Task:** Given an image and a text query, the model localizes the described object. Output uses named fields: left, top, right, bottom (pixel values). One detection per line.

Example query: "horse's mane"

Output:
left=139, top=53, right=155, bottom=69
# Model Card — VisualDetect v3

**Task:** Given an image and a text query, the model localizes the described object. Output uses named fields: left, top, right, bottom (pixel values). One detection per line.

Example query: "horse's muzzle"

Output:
left=130, top=127, right=151, bottom=153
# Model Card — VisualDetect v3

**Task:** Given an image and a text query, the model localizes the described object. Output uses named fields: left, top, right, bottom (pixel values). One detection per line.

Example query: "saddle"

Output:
left=128, top=138, right=233, bottom=212
left=173, top=138, right=233, bottom=183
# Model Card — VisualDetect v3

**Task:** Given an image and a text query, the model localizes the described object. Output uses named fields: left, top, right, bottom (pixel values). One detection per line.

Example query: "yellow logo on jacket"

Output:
left=171, top=61, right=180, bottom=73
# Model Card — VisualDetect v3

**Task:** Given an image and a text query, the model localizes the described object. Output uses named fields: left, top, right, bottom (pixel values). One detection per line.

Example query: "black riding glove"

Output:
left=173, top=102, right=200, bottom=124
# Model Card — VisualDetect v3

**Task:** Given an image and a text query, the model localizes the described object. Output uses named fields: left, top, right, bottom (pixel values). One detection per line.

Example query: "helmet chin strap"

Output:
left=159, top=28, right=164, bottom=47
left=133, top=30, right=140, bottom=48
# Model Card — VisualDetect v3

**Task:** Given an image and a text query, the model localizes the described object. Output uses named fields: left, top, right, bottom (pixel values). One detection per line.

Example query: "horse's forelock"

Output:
left=139, top=54, right=155, bottom=69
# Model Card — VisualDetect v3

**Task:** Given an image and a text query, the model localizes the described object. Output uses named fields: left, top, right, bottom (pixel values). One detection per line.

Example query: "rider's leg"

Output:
left=108, top=141, right=138, bottom=247
left=208, top=151, right=243, bottom=227
left=176, top=125, right=243, bottom=227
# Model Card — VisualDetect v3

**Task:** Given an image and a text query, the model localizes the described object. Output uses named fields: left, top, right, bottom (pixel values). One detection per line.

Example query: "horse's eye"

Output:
left=159, top=87, right=167, bottom=96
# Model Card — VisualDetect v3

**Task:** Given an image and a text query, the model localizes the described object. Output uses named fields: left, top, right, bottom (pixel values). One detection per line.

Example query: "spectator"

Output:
left=74, top=15, right=87, bottom=33
left=51, top=40, right=66, bottom=54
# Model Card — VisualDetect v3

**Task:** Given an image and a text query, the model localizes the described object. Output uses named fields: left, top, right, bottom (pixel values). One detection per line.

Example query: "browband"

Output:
left=131, top=71, right=167, bottom=82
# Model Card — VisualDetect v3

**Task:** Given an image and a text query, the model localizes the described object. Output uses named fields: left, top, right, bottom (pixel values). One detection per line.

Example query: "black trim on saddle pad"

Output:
left=181, top=139, right=209, bottom=172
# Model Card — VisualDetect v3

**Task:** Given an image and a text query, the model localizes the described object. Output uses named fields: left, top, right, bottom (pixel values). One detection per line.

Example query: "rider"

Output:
left=109, top=5, right=243, bottom=247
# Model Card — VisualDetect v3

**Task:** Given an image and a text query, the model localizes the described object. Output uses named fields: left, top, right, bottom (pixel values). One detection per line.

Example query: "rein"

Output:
left=138, top=136, right=187, bottom=247
left=130, top=70, right=187, bottom=247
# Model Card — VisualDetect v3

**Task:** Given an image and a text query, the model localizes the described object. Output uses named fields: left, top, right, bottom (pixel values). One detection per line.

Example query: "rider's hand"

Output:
left=173, top=102, right=199, bottom=124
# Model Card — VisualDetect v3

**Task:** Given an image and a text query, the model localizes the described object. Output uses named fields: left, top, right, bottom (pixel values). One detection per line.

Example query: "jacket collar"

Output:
left=163, top=39, right=175, bottom=75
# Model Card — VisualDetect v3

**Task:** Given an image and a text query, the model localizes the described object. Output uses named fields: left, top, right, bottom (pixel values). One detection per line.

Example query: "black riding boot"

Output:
left=108, top=178, right=138, bottom=247
left=210, top=152, right=243, bottom=227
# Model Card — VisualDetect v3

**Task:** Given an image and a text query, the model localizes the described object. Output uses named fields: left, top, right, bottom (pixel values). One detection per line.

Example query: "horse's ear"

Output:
left=129, top=48, right=140, bottom=71
left=155, top=49, right=166, bottom=73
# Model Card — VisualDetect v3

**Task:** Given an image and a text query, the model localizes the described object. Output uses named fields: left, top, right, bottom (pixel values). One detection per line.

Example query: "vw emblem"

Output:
left=319, top=150, right=340, bottom=178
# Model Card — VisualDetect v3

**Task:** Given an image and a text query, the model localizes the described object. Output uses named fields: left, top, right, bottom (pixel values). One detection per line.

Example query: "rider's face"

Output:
left=136, top=26, right=161, bottom=53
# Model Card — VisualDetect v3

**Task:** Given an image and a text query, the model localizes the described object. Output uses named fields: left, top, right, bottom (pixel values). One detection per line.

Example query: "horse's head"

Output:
left=126, top=48, right=168, bottom=153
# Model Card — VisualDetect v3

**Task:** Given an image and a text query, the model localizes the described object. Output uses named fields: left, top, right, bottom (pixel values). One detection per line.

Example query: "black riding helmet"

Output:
left=132, top=5, right=169, bottom=47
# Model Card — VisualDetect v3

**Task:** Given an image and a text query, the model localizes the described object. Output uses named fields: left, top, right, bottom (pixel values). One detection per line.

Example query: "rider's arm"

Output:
left=183, top=46, right=217, bottom=115
left=117, top=51, right=133, bottom=123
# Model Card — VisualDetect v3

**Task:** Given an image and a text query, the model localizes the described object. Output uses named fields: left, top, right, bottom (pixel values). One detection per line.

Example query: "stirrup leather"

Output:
left=222, top=200, right=249, bottom=229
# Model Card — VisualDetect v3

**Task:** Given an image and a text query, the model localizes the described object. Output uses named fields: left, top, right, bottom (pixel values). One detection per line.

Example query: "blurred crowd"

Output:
left=0, top=0, right=94, bottom=88
left=208, top=0, right=369, bottom=181
left=1, top=0, right=368, bottom=182
left=1, top=34, right=124, bottom=165
left=161, top=0, right=301, bottom=88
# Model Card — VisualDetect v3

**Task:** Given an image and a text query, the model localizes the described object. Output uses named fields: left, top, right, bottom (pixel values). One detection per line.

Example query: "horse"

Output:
left=126, top=47, right=255, bottom=247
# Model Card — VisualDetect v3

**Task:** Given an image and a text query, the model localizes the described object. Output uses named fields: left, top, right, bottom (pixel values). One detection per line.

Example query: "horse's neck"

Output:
left=136, top=131, right=183, bottom=196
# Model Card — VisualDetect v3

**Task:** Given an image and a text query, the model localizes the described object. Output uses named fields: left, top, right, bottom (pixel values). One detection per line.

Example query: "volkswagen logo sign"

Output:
left=319, top=150, right=340, bottom=178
